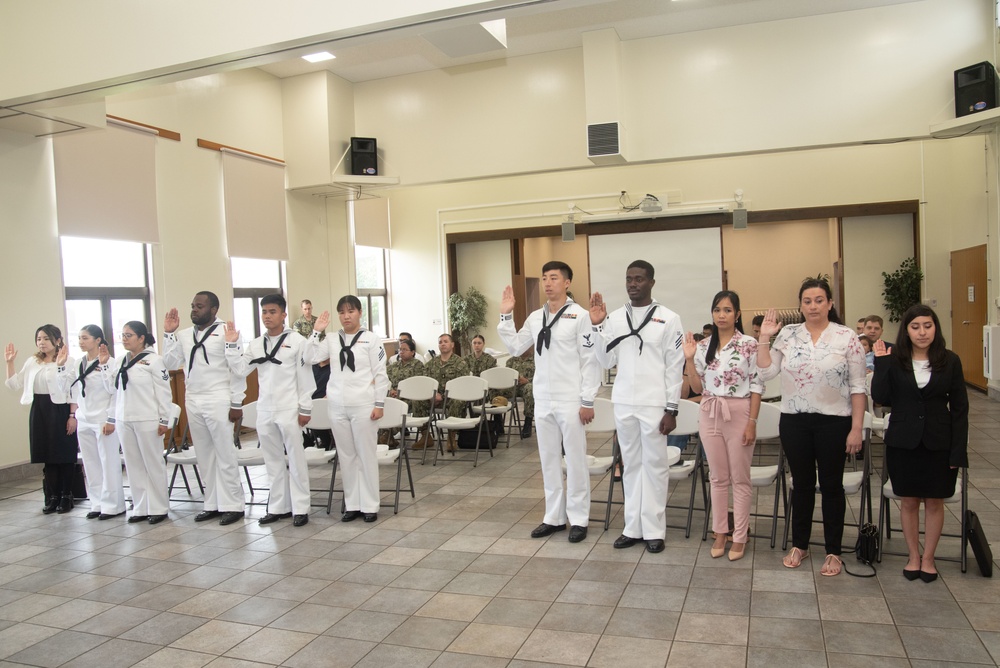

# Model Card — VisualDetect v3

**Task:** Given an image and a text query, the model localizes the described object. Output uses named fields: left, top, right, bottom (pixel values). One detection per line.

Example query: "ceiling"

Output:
left=256, top=0, right=919, bottom=83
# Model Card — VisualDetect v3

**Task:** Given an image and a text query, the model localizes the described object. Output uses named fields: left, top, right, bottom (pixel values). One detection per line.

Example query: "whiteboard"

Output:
left=587, top=227, right=724, bottom=334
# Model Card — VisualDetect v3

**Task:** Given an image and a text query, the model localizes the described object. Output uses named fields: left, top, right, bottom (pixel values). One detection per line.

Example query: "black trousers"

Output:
left=780, top=412, right=852, bottom=555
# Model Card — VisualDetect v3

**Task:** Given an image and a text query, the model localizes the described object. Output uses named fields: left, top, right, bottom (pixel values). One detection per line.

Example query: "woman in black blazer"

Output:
left=870, top=305, right=968, bottom=583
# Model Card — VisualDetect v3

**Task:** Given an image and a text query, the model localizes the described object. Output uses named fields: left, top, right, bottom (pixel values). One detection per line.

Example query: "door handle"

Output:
left=962, top=320, right=971, bottom=325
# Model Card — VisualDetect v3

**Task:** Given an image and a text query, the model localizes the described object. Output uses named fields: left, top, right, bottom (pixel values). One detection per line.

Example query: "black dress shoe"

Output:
left=258, top=512, right=293, bottom=525
left=342, top=510, right=362, bottom=522
left=86, top=511, right=102, bottom=520
left=530, top=523, right=566, bottom=538
left=42, top=498, right=59, bottom=514
left=219, top=511, right=245, bottom=526
left=903, top=568, right=921, bottom=581
left=363, top=513, right=378, bottom=523
left=127, top=515, right=149, bottom=523
left=99, top=511, right=126, bottom=520
left=148, top=515, right=168, bottom=524
left=568, top=525, right=588, bottom=543
left=195, top=510, right=221, bottom=522
left=613, top=534, right=639, bottom=549
left=293, top=514, right=309, bottom=527
left=645, top=539, right=665, bottom=553
left=919, top=570, right=938, bottom=583
left=56, top=495, right=74, bottom=514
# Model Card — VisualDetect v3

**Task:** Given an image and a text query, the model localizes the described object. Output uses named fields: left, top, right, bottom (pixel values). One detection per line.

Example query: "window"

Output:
left=355, top=245, right=389, bottom=338
left=232, top=257, right=284, bottom=344
left=61, top=236, right=152, bottom=360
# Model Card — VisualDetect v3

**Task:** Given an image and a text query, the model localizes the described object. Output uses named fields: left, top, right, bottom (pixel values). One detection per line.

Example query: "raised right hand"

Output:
left=314, top=311, right=330, bottom=332
left=759, top=308, right=782, bottom=339
left=682, top=332, right=698, bottom=360
left=224, top=321, right=240, bottom=343
left=873, top=339, right=889, bottom=357
left=4, top=343, right=16, bottom=363
left=97, top=344, right=110, bottom=365
left=589, top=292, right=606, bottom=325
left=163, top=308, right=180, bottom=334
left=55, top=345, right=68, bottom=366
left=500, top=286, right=515, bottom=315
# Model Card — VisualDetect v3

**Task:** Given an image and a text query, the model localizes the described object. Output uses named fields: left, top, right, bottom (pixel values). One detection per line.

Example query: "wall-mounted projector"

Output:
left=639, top=194, right=662, bottom=213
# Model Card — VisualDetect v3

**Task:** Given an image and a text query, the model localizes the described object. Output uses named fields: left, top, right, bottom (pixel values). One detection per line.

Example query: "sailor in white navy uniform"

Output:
left=225, top=294, right=314, bottom=527
left=590, top=260, right=685, bottom=554
left=162, top=291, right=247, bottom=526
left=103, top=321, right=172, bottom=524
left=498, top=261, right=601, bottom=543
left=56, top=325, right=126, bottom=520
left=305, top=295, right=390, bottom=523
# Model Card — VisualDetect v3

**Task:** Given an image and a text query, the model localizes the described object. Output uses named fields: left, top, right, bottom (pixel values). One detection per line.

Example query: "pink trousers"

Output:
left=699, top=395, right=756, bottom=543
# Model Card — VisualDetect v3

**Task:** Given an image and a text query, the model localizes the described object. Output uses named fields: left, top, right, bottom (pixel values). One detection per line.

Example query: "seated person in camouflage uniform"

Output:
left=381, top=339, right=427, bottom=446
left=504, top=348, right=535, bottom=438
left=466, top=335, right=497, bottom=376
left=424, top=333, right=470, bottom=451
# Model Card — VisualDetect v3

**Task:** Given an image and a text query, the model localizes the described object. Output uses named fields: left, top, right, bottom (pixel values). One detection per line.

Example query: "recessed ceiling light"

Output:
left=302, top=52, right=335, bottom=63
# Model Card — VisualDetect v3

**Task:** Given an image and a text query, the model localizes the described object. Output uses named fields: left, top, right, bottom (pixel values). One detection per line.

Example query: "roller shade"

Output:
left=53, top=124, right=158, bottom=243
left=222, top=149, right=289, bottom=260
left=350, top=197, right=391, bottom=249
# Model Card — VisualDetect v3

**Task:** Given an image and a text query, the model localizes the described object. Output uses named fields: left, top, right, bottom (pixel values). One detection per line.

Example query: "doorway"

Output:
left=950, top=244, right=987, bottom=391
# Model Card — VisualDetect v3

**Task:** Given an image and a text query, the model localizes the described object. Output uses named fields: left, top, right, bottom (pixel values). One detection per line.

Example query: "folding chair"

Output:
left=396, top=375, right=438, bottom=464
left=234, top=401, right=266, bottom=500
left=472, top=366, right=520, bottom=449
left=747, top=402, right=787, bottom=548
left=431, top=375, right=491, bottom=467
left=292, top=399, right=339, bottom=512
left=581, top=397, right=620, bottom=531
left=165, top=403, right=204, bottom=498
left=665, top=399, right=708, bottom=538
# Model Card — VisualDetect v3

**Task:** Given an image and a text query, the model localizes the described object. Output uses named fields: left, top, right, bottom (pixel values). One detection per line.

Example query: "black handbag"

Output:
left=844, top=502, right=878, bottom=578
left=966, top=510, right=993, bottom=577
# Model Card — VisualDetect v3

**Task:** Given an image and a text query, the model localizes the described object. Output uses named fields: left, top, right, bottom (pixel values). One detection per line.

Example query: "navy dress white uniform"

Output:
left=104, top=348, right=172, bottom=517
left=162, top=320, right=247, bottom=514
left=499, top=298, right=601, bottom=529
left=594, top=301, right=685, bottom=541
left=57, top=355, right=126, bottom=516
left=227, top=329, right=314, bottom=517
left=306, top=328, right=389, bottom=514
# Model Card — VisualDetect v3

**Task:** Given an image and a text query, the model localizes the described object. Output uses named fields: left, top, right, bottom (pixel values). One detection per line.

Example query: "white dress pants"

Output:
left=257, top=408, right=311, bottom=516
left=77, top=420, right=126, bottom=515
left=535, top=400, right=590, bottom=527
left=118, top=420, right=168, bottom=516
left=330, top=404, right=380, bottom=513
left=187, top=397, right=245, bottom=512
left=615, top=403, right=671, bottom=541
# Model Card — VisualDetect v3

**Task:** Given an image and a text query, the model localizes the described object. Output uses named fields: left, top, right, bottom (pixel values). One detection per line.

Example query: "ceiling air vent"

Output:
left=587, top=122, right=627, bottom=165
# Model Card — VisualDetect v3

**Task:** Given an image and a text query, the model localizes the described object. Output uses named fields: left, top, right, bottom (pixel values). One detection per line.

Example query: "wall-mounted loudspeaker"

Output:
left=350, top=137, right=378, bottom=176
left=733, top=208, right=748, bottom=230
left=561, top=221, right=576, bottom=242
left=955, top=62, right=999, bottom=118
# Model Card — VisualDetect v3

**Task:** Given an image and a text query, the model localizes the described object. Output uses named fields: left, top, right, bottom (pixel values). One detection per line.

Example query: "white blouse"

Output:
left=758, top=322, right=867, bottom=416
left=694, top=331, right=765, bottom=398
left=913, top=360, right=931, bottom=389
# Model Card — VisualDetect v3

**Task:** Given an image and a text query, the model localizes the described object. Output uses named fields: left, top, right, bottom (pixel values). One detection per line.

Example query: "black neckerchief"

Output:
left=536, top=302, right=573, bottom=355
left=188, top=323, right=220, bottom=373
left=339, top=330, right=364, bottom=372
left=116, top=352, right=151, bottom=390
left=606, top=302, right=658, bottom=355
left=71, top=358, right=101, bottom=398
left=251, top=332, right=290, bottom=366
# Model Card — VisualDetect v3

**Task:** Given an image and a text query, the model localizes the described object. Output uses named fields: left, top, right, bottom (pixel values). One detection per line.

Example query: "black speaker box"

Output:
left=350, top=137, right=378, bottom=176
left=955, top=62, right=1000, bottom=118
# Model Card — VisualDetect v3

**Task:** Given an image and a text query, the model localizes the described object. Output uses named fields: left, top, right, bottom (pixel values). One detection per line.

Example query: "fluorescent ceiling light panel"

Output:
left=302, top=51, right=335, bottom=63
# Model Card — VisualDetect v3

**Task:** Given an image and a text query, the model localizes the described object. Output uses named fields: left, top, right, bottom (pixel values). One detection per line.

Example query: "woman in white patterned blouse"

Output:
left=757, top=278, right=867, bottom=577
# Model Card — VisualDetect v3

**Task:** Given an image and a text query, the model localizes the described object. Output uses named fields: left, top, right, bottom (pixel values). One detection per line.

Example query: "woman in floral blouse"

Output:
left=757, top=277, right=867, bottom=576
left=684, top=291, right=763, bottom=562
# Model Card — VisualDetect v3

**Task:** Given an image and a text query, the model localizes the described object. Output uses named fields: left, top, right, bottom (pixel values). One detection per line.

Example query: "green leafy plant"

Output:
left=447, top=286, right=488, bottom=356
left=881, top=257, right=923, bottom=323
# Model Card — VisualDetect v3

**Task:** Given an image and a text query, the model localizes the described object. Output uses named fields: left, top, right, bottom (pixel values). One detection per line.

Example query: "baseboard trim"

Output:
left=0, top=462, right=42, bottom=483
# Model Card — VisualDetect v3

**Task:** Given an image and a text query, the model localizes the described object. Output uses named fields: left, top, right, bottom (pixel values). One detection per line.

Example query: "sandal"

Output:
left=782, top=547, right=809, bottom=568
left=821, top=554, right=843, bottom=577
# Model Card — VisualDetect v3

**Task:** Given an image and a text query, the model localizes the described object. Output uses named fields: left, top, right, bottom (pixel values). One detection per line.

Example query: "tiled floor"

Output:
left=1, top=392, right=999, bottom=667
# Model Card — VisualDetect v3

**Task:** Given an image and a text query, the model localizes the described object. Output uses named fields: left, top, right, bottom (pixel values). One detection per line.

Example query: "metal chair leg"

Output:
left=326, top=455, right=339, bottom=514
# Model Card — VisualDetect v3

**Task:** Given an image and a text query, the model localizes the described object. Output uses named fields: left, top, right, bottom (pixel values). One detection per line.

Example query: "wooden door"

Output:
left=951, top=245, right=987, bottom=390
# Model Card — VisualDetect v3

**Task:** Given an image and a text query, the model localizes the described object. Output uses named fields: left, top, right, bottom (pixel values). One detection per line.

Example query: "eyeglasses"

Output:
left=121, top=333, right=136, bottom=340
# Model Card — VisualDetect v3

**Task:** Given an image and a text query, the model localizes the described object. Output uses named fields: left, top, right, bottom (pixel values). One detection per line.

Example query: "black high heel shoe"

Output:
left=902, top=569, right=921, bottom=581
left=918, top=570, right=938, bottom=583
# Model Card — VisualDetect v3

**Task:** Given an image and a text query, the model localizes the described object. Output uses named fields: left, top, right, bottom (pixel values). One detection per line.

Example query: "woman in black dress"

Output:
left=5, top=325, right=79, bottom=513
left=870, top=305, right=968, bottom=582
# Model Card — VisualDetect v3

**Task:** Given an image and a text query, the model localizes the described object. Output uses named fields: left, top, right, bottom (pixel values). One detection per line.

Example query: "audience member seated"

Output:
left=751, top=314, right=764, bottom=339
left=863, top=315, right=893, bottom=352
left=501, top=349, right=535, bottom=438
left=383, top=339, right=427, bottom=447
left=424, top=333, right=470, bottom=452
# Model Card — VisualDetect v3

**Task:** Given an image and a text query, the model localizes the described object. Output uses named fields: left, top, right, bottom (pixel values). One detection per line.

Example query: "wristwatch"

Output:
left=664, top=409, right=678, bottom=416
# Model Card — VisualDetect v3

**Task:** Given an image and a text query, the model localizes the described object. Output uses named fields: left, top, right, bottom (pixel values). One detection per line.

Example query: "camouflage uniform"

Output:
left=467, top=352, right=497, bottom=377
left=504, top=355, right=535, bottom=419
left=387, top=357, right=428, bottom=417
left=291, top=315, right=325, bottom=341
left=425, top=354, right=471, bottom=418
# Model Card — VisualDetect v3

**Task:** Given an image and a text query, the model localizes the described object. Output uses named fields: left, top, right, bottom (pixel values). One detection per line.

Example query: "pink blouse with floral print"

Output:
left=694, top=331, right=765, bottom=398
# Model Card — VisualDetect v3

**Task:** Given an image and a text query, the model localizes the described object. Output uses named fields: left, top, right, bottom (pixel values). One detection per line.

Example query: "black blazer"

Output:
left=870, top=350, right=969, bottom=468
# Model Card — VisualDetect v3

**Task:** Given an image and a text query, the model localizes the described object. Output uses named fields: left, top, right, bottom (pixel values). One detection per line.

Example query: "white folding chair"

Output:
left=165, top=403, right=204, bottom=499
left=666, top=399, right=709, bottom=538
left=472, top=366, right=520, bottom=449
left=234, top=401, right=266, bottom=500
left=581, top=397, right=620, bottom=531
left=747, top=402, right=787, bottom=547
left=293, top=399, right=338, bottom=512
left=433, top=375, right=491, bottom=467
left=397, top=375, right=438, bottom=464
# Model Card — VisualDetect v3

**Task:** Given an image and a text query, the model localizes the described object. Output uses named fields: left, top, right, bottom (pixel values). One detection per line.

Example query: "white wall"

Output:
left=455, top=240, right=511, bottom=351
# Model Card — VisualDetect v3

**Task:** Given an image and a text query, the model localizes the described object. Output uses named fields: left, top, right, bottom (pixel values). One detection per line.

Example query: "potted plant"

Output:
left=881, top=257, right=923, bottom=323
left=447, top=286, right=488, bottom=356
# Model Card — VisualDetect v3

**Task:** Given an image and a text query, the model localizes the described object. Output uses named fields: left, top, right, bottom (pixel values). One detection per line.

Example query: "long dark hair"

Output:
left=706, top=291, right=744, bottom=364
left=892, top=304, right=948, bottom=371
left=124, top=321, right=156, bottom=348
left=798, top=276, right=842, bottom=325
left=34, top=324, right=64, bottom=362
